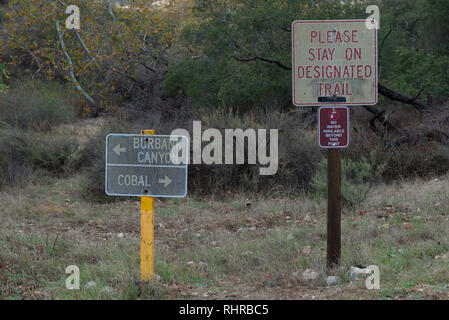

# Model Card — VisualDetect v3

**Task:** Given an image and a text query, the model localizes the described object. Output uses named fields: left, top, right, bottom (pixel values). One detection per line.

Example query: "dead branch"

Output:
left=362, top=105, right=401, bottom=135
left=378, top=83, right=430, bottom=111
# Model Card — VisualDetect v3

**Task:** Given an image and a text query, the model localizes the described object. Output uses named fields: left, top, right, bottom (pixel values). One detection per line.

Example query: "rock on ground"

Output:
left=326, top=276, right=341, bottom=286
left=302, top=269, right=320, bottom=281
left=348, top=266, right=371, bottom=280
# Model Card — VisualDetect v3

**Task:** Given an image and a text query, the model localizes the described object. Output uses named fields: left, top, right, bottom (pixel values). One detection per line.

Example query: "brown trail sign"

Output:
left=319, top=106, right=350, bottom=148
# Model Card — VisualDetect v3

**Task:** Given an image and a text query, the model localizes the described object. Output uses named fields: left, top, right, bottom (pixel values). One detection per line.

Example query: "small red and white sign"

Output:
left=318, top=106, right=350, bottom=148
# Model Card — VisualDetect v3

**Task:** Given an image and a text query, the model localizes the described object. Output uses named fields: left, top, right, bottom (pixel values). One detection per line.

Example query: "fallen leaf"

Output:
left=402, top=222, right=412, bottom=230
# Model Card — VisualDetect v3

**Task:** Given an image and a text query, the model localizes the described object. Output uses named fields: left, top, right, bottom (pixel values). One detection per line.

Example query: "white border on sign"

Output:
left=105, top=134, right=189, bottom=198
left=291, top=19, right=378, bottom=106
left=318, top=106, right=350, bottom=149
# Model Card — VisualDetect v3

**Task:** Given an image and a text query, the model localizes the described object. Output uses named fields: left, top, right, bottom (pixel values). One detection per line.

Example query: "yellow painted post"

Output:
left=140, top=129, right=155, bottom=281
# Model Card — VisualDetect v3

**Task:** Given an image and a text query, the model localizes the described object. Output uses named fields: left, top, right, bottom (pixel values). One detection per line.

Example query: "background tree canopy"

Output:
left=0, top=0, right=448, bottom=195
left=164, top=0, right=449, bottom=112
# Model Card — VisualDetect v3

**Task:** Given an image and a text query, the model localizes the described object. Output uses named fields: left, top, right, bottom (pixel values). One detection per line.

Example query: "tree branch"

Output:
left=24, top=48, right=41, bottom=79
left=56, top=20, right=98, bottom=109
left=231, top=56, right=291, bottom=70
left=378, top=83, right=429, bottom=111
left=380, top=27, right=392, bottom=52
left=106, top=0, right=127, bottom=49
left=363, top=105, right=401, bottom=135
left=279, top=26, right=291, bottom=32
left=74, top=30, right=101, bottom=68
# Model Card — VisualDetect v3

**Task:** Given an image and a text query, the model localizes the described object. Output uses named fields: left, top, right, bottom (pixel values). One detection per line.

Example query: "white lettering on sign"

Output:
left=324, top=125, right=345, bottom=139
left=292, top=20, right=377, bottom=106
left=133, top=137, right=177, bottom=150
left=137, top=151, right=172, bottom=164
left=118, top=175, right=152, bottom=187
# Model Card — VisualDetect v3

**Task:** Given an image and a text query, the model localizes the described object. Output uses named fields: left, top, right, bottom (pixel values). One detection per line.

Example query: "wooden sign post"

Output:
left=327, top=148, right=341, bottom=268
left=292, top=19, right=377, bottom=269
left=318, top=106, right=348, bottom=268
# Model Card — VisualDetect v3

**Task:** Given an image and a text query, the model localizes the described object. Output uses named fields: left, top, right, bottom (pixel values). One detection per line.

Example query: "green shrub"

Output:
left=346, top=126, right=449, bottom=181
left=188, top=108, right=322, bottom=197
left=78, top=120, right=134, bottom=202
left=312, top=152, right=386, bottom=206
left=374, top=143, right=448, bottom=181
left=429, top=146, right=449, bottom=175
left=390, top=48, right=449, bottom=102
left=80, top=152, right=109, bottom=202
left=0, top=7, right=6, bottom=25
left=0, top=125, right=80, bottom=188
left=29, top=133, right=80, bottom=175
left=0, top=81, right=76, bottom=131
left=0, top=62, right=9, bottom=93
left=0, top=125, right=33, bottom=186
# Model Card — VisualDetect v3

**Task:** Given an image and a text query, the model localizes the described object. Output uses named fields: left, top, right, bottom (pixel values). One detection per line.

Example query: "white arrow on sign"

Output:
left=159, top=176, right=172, bottom=188
left=113, top=144, right=126, bottom=156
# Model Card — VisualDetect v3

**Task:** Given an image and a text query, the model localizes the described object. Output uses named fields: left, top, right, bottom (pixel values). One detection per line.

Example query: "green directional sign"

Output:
left=105, top=134, right=188, bottom=197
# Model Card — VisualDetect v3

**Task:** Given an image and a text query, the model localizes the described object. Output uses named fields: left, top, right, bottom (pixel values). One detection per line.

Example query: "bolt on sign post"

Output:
left=292, top=20, right=377, bottom=268
left=105, top=131, right=189, bottom=280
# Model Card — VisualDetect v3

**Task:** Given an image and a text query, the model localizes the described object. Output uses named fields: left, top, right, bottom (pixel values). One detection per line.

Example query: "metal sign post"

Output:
left=140, top=129, right=155, bottom=281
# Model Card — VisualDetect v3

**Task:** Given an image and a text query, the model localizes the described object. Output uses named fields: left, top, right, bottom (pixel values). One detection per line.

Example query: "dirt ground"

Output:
left=0, top=174, right=448, bottom=300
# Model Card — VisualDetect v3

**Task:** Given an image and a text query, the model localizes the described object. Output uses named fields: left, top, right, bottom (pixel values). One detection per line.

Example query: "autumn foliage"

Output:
left=0, top=0, right=191, bottom=115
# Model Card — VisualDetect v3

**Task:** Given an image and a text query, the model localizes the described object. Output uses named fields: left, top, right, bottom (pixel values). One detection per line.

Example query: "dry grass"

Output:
left=54, top=118, right=105, bottom=146
left=0, top=173, right=448, bottom=300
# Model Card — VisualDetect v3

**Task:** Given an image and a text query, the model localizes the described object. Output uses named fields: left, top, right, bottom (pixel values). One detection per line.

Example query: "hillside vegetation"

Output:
left=0, top=0, right=448, bottom=300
